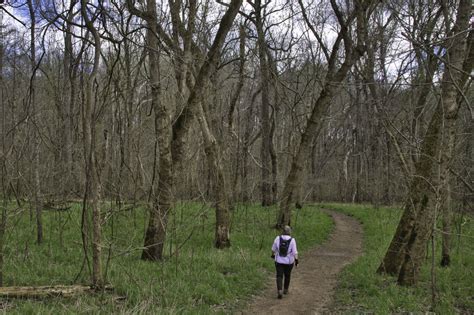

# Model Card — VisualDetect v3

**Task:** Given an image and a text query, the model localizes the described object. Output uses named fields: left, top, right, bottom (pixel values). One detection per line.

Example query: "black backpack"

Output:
left=279, top=236, right=292, bottom=257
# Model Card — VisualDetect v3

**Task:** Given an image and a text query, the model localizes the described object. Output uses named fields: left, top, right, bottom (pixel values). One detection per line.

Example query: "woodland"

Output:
left=0, top=0, right=472, bottom=313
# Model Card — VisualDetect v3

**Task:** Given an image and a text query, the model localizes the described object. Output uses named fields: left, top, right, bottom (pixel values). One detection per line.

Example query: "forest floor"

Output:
left=240, top=210, right=363, bottom=314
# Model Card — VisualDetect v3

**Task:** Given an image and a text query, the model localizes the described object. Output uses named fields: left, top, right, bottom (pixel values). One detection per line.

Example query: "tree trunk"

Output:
left=0, top=34, right=6, bottom=286
left=80, top=0, right=103, bottom=287
left=397, top=0, right=472, bottom=284
left=62, top=3, right=77, bottom=198
left=129, top=0, right=243, bottom=260
left=171, top=0, right=243, bottom=248
left=27, top=0, right=43, bottom=245
left=377, top=103, right=442, bottom=276
left=440, top=180, right=452, bottom=267
left=139, top=0, right=173, bottom=261
left=197, top=103, right=231, bottom=248
left=277, top=62, right=363, bottom=226
left=255, top=0, right=273, bottom=206
left=379, top=0, right=471, bottom=285
left=277, top=0, right=372, bottom=227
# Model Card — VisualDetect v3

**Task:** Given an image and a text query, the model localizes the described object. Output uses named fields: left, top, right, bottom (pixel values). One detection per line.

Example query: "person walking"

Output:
left=271, top=225, right=298, bottom=299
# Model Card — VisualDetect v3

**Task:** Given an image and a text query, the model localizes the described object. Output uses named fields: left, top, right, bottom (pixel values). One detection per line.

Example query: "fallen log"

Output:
left=0, top=285, right=113, bottom=298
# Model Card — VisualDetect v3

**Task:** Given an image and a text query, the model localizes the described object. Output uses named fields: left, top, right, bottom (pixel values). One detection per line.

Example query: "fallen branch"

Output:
left=0, top=285, right=113, bottom=298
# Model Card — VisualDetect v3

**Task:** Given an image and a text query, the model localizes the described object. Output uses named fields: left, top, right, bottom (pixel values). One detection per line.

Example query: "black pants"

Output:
left=275, top=262, right=294, bottom=291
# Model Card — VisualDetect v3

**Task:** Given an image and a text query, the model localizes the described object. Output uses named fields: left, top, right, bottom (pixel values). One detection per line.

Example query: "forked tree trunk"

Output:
left=398, top=8, right=472, bottom=285
left=378, top=0, right=471, bottom=285
left=129, top=0, right=243, bottom=260
left=169, top=0, right=243, bottom=249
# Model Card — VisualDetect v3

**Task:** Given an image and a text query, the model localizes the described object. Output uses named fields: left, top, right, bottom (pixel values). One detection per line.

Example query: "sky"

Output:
left=1, top=0, right=456, bottom=87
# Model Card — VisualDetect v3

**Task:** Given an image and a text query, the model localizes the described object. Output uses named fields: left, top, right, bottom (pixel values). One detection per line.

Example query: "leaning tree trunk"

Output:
left=376, top=103, right=443, bottom=276
left=277, top=86, right=347, bottom=227
left=128, top=0, right=243, bottom=260
left=379, top=0, right=471, bottom=285
left=277, top=0, right=373, bottom=227
left=171, top=0, right=242, bottom=254
left=168, top=0, right=243, bottom=249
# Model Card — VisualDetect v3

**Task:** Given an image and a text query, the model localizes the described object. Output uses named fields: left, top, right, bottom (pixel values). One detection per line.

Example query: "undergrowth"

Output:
left=323, top=203, right=473, bottom=314
left=0, top=202, right=332, bottom=314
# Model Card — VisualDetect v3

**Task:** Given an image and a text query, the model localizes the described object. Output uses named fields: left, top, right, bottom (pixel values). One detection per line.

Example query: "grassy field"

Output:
left=0, top=202, right=333, bottom=314
left=323, top=203, right=474, bottom=314
left=3, top=202, right=470, bottom=314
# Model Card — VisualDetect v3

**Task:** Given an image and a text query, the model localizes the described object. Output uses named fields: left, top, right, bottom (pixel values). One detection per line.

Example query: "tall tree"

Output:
left=277, top=0, right=377, bottom=227
left=127, top=0, right=172, bottom=261
left=378, top=0, right=472, bottom=285
left=0, top=14, right=7, bottom=286
left=170, top=0, right=243, bottom=249
left=80, top=0, right=103, bottom=287
left=441, top=26, right=474, bottom=267
left=26, top=0, right=43, bottom=245
left=128, top=0, right=243, bottom=260
left=253, top=0, right=273, bottom=206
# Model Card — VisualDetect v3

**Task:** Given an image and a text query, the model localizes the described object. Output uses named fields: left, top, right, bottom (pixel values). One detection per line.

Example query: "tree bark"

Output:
left=80, top=0, right=103, bottom=287
left=171, top=0, right=243, bottom=166
left=255, top=0, right=273, bottom=207
left=376, top=0, right=472, bottom=285
left=277, top=0, right=373, bottom=227
left=197, top=103, right=231, bottom=248
left=129, top=0, right=243, bottom=260
left=135, top=0, right=174, bottom=262
left=62, top=1, right=77, bottom=198
left=440, top=180, right=452, bottom=267
left=0, top=36, right=6, bottom=286
left=26, top=0, right=43, bottom=245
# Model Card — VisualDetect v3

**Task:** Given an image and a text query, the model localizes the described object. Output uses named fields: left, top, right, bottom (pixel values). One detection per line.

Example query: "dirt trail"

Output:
left=241, top=210, right=363, bottom=315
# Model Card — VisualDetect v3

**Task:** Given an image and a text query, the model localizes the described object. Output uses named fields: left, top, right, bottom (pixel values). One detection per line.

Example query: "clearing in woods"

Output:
left=242, top=210, right=363, bottom=314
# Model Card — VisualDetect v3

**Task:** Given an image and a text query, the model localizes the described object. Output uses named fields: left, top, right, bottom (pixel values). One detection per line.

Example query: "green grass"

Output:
left=0, top=202, right=333, bottom=314
left=322, top=203, right=474, bottom=314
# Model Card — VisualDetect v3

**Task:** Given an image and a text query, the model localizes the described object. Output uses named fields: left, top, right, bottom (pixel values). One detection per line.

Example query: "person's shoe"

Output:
left=283, top=289, right=289, bottom=295
left=277, top=290, right=283, bottom=299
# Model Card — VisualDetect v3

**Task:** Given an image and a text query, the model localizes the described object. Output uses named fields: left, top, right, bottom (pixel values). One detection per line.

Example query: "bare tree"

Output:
left=378, top=0, right=472, bottom=285
left=277, top=0, right=377, bottom=227
left=26, top=0, right=43, bottom=245
left=80, top=0, right=103, bottom=287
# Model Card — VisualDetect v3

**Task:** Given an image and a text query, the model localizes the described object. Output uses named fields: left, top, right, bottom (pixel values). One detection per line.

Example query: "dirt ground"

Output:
left=241, top=210, right=363, bottom=315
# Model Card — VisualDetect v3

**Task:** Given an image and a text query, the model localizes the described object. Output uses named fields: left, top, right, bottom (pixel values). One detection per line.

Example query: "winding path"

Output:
left=242, top=210, right=363, bottom=314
